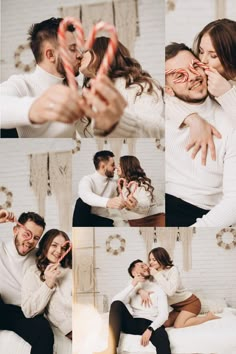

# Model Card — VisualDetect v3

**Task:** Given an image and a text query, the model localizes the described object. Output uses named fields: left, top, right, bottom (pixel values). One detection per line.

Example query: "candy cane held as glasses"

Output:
left=57, top=240, right=72, bottom=264
left=165, top=59, right=209, bottom=83
left=85, top=21, right=118, bottom=78
left=58, top=17, right=85, bottom=90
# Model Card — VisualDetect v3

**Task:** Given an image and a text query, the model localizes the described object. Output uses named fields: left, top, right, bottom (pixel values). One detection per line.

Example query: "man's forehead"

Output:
left=166, top=50, right=196, bottom=71
left=65, top=31, right=76, bottom=46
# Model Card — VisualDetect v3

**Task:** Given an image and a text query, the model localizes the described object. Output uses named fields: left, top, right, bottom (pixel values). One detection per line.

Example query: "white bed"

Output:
left=0, top=325, right=72, bottom=354
left=91, top=308, right=236, bottom=354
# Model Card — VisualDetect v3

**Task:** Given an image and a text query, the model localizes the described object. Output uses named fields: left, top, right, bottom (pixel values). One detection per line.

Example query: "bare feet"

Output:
left=206, top=311, right=221, bottom=321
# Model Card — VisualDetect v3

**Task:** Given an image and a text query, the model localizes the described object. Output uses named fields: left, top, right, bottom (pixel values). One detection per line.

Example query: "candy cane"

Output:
left=117, top=178, right=138, bottom=199
left=58, top=17, right=84, bottom=90
left=57, top=240, right=72, bottom=264
left=127, top=181, right=138, bottom=197
left=165, top=68, right=189, bottom=83
left=118, top=178, right=126, bottom=199
left=189, top=59, right=209, bottom=75
left=85, top=21, right=118, bottom=78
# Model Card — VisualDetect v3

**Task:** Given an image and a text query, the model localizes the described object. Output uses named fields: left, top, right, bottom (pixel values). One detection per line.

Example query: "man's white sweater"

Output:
left=0, top=239, right=35, bottom=306
left=78, top=171, right=117, bottom=219
left=166, top=96, right=236, bottom=227
left=112, top=280, right=168, bottom=331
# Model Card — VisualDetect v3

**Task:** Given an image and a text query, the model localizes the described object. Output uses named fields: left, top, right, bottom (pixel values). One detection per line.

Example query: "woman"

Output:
left=140, top=247, right=219, bottom=328
left=116, top=156, right=165, bottom=226
left=167, top=19, right=236, bottom=164
left=76, top=36, right=164, bottom=138
left=21, top=229, right=72, bottom=339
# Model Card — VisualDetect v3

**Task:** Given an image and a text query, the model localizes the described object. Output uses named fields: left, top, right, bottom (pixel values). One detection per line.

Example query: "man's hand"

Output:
left=125, top=195, right=138, bottom=210
left=82, top=75, right=127, bottom=132
left=184, top=113, right=221, bottom=165
left=141, top=328, right=152, bottom=346
left=106, top=196, right=125, bottom=209
left=44, top=263, right=60, bottom=289
left=29, top=84, right=84, bottom=125
left=132, top=274, right=146, bottom=287
left=205, top=68, right=232, bottom=97
left=0, top=209, right=16, bottom=223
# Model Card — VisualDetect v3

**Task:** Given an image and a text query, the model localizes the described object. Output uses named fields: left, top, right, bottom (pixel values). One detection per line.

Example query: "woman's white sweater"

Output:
left=153, top=266, right=192, bottom=306
left=21, top=264, right=72, bottom=335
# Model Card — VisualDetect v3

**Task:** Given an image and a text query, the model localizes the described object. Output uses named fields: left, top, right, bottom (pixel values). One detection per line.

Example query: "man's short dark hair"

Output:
left=93, top=150, right=114, bottom=170
left=165, top=42, right=195, bottom=62
left=128, top=259, right=143, bottom=278
left=28, top=17, right=75, bottom=63
left=18, top=212, right=46, bottom=230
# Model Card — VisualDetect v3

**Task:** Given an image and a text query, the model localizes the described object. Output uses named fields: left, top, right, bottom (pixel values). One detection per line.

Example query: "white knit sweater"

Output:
left=21, top=264, right=72, bottom=335
left=0, top=239, right=35, bottom=306
left=78, top=171, right=117, bottom=219
left=152, top=266, right=192, bottom=306
left=112, top=280, right=168, bottom=331
left=166, top=96, right=236, bottom=227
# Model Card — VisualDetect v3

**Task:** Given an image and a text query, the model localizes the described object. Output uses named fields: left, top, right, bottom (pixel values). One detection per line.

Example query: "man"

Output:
left=73, top=150, right=127, bottom=226
left=95, top=260, right=171, bottom=354
left=0, top=17, right=127, bottom=138
left=165, top=43, right=236, bottom=227
left=0, top=210, right=54, bottom=354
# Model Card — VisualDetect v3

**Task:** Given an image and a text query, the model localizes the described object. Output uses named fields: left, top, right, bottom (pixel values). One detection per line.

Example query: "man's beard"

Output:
left=173, top=90, right=208, bottom=104
left=105, top=170, right=114, bottom=178
left=56, top=56, right=80, bottom=79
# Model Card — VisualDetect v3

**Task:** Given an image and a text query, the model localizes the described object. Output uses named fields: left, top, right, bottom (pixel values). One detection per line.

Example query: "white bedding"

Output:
left=93, top=308, right=236, bottom=354
left=0, top=325, right=72, bottom=354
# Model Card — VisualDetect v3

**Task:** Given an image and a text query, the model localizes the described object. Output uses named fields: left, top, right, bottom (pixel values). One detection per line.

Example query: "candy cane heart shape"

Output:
left=117, top=178, right=138, bottom=199
left=58, top=17, right=85, bottom=90
left=127, top=181, right=138, bottom=198
left=85, top=21, right=118, bottom=78
left=117, top=178, right=127, bottom=199
left=57, top=241, right=72, bottom=264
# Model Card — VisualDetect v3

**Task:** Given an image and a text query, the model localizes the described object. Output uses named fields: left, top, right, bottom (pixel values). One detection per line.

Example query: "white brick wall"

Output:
left=0, top=139, right=73, bottom=240
left=0, top=0, right=165, bottom=84
left=166, top=0, right=236, bottom=47
left=73, top=226, right=236, bottom=308
left=72, top=138, right=165, bottom=207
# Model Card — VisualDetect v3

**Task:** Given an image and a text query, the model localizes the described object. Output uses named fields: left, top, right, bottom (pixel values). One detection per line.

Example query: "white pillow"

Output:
left=192, top=290, right=227, bottom=314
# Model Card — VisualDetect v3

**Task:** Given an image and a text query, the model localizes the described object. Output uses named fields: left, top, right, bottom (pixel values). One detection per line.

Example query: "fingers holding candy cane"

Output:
left=0, top=209, right=16, bottom=224
left=45, top=263, right=61, bottom=289
left=57, top=241, right=72, bottom=264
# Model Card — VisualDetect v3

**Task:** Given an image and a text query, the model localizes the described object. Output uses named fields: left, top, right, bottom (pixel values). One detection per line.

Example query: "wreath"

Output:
left=106, top=234, right=126, bottom=255
left=216, top=228, right=236, bottom=250
left=14, top=43, right=35, bottom=72
left=0, top=186, right=13, bottom=209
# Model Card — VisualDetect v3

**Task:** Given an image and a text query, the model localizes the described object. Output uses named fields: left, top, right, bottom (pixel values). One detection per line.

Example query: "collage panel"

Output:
left=0, top=139, right=73, bottom=354
left=73, top=226, right=236, bottom=354
left=72, top=138, right=165, bottom=227
left=165, top=0, right=236, bottom=227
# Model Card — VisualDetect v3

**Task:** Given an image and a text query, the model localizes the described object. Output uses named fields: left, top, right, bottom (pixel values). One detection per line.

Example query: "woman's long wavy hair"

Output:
left=149, top=247, right=174, bottom=269
left=119, top=155, right=154, bottom=201
left=36, top=229, right=72, bottom=282
left=193, top=19, right=236, bottom=80
left=83, top=36, right=161, bottom=96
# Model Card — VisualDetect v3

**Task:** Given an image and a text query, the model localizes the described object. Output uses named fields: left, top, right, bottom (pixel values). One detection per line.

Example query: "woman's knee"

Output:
left=110, top=300, right=124, bottom=311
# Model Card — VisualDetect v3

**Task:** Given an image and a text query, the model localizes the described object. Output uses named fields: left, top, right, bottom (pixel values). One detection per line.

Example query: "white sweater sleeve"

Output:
left=21, top=268, right=55, bottom=318
left=0, top=77, right=36, bottom=129
left=153, top=267, right=180, bottom=297
left=112, top=283, right=138, bottom=304
left=78, top=177, right=109, bottom=208
left=131, top=186, right=152, bottom=214
left=150, top=288, right=168, bottom=330
left=193, top=129, right=236, bottom=227
left=215, top=85, right=236, bottom=122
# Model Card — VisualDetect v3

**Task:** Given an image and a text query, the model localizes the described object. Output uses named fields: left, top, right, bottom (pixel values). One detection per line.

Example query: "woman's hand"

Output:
left=149, top=267, right=158, bottom=276
left=138, top=289, right=153, bottom=307
left=184, top=113, right=221, bottom=165
left=0, top=210, right=16, bottom=223
left=141, top=328, right=152, bottom=346
left=205, top=68, right=232, bottom=97
left=125, top=195, right=138, bottom=210
left=44, top=264, right=60, bottom=289
left=132, top=274, right=145, bottom=287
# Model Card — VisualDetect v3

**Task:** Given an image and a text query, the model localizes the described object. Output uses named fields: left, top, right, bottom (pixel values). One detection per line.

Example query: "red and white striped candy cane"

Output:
left=58, top=17, right=84, bottom=90
left=127, top=181, right=138, bottom=197
left=85, top=21, right=118, bottom=77
left=118, top=178, right=126, bottom=199
left=165, top=68, right=189, bottom=83
left=189, top=59, right=209, bottom=75
left=57, top=240, right=72, bottom=264
left=118, top=178, right=138, bottom=199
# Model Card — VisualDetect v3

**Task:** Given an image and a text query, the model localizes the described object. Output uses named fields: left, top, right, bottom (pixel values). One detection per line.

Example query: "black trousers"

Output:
left=0, top=300, right=54, bottom=354
left=165, top=194, right=209, bottom=226
left=110, top=301, right=171, bottom=354
left=72, top=198, right=114, bottom=227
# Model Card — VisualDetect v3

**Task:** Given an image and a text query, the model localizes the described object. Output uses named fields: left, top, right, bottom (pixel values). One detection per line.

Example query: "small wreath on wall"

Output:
left=156, top=138, right=165, bottom=152
left=216, top=228, right=236, bottom=250
left=0, top=186, right=13, bottom=210
left=14, top=43, right=35, bottom=72
left=106, top=234, right=126, bottom=255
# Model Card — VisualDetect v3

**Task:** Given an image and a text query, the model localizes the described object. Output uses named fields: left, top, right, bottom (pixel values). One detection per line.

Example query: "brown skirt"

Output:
left=128, top=213, right=165, bottom=227
left=171, top=294, right=201, bottom=315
